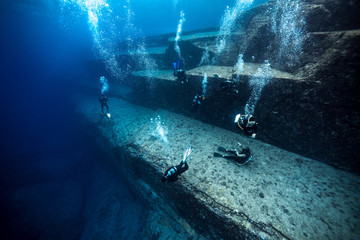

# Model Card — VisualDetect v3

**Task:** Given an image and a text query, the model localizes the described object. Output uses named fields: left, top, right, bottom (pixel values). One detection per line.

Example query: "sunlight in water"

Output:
left=60, top=0, right=124, bottom=80
left=125, top=0, right=157, bottom=77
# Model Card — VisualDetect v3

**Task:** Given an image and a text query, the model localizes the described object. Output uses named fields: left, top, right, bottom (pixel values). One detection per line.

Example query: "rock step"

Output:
left=76, top=94, right=360, bottom=240
left=168, top=31, right=220, bottom=42
left=132, top=64, right=302, bottom=81
left=310, top=29, right=360, bottom=35
left=187, top=64, right=302, bottom=81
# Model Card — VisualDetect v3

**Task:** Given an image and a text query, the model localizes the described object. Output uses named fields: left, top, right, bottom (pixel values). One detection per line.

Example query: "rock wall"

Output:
left=74, top=94, right=360, bottom=240
left=128, top=0, right=360, bottom=173
left=88, top=0, right=360, bottom=172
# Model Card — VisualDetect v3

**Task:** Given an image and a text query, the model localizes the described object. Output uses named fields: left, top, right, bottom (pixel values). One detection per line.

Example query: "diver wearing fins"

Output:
left=162, top=146, right=192, bottom=183
left=173, top=59, right=186, bottom=82
left=214, top=143, right=252, bottom=165
left=99, top=94, right=111, bottom=118
left=213, top=74, right=238, bottom=95
left=192, top=94, right=205, bottom=111
left=234, top=114, right=258, bottom=138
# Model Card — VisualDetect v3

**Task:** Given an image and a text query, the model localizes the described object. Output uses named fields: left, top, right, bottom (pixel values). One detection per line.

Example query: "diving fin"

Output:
left=214, top=152, right=223, bottom=158
left=182, top=146, right=192, bottom=163
left=217, top=147, right=227, bottom=152
left=213, top=74, right=220, bottom=81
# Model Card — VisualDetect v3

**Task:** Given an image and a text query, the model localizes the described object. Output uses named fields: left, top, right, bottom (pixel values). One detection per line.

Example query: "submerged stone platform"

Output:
left=76, top=93, right=360, bottom=240
left=128, top=63, right=359, bottom=173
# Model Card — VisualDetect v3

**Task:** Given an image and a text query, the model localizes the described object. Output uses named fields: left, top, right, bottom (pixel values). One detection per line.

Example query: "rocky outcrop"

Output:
left=86, top=1, right=359, bottom=171
left=75, top=94, right=360, bottom=240
left=124, top=0, right=360, bottom=173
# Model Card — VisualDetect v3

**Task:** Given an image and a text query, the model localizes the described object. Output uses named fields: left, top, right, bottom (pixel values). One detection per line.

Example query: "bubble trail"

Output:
left=174, top=11, right=186, bottom=59
left=272, top=0, right=306, bottom=67
left=234, top=53, right=244, bottom=81
left=202, top=72, right=208, bottom=96
left=212, top=0, right=253, bottom=64
left=245, top=60, right=273, bottom=115
left=100, top=76, right=109, bottom=94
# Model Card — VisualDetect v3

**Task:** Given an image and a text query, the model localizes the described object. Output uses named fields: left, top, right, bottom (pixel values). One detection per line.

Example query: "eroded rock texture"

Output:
left=126, top=0, right=360, bottom=172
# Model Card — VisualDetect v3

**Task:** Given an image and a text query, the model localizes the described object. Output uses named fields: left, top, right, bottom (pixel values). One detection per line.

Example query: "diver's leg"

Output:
left=226, top=150, right=237, bottom=156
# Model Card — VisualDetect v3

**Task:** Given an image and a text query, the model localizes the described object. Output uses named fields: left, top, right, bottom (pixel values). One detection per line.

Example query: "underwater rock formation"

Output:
left=75, top=94, right=360, bottom=240
left=118, top=0, right=359, bottom=173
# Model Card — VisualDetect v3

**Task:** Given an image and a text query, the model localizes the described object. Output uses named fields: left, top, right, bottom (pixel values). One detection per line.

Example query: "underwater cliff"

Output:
left=1, top=0, right=360, bottom=239
left=80, top=0, right=360, bottom=239
left=120, top=0, right=360, bottom=173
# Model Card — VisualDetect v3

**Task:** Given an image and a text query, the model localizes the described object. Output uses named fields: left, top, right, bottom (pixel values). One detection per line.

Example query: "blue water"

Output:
left=0, top=0, right=268, bottom=239
left=0, top=1, right=143, bottom=239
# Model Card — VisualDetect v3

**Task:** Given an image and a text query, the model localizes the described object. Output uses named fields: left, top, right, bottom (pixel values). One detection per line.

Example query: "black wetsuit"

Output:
left=212, top=74, right=235, bottom=94
left=192, top=94, right=205, bottom=111
left=215, top=147, right=252, bottom=164
left=174, top=68, right=186, bottom=81
left=162, top=161, right=188, bottom=182
left=99, top=95, right=109, bottom=114
left=238, top=115, right=258, bottom=137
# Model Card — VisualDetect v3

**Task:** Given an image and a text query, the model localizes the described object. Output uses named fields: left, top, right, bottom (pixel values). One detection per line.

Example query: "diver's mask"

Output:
left=247, top=120, right=255, bottom=128
left=246, top=116, right=255, bottom=127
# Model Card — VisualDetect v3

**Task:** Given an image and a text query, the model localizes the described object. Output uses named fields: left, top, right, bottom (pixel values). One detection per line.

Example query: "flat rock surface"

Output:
left=132, top=70, right=177, bottom=81
left=168, top=31, right=220, bottom=42
left=131, top=64, right=302, bottom=82
left=76, top=94, right=360, bottom=240
left=187, top=65, right=303, bottom=81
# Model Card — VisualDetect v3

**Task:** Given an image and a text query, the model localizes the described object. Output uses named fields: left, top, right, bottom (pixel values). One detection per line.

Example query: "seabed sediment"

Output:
left=76, top=94, right=360, bottom=240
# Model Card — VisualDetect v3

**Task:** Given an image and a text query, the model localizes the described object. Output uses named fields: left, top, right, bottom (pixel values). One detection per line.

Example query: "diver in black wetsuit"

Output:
left=214, top=143, right=252, bottom=165
left=212, top=74, right=238, bottom=95
left=99, top=94, right=110, bottom=118
left=192, top=94, right=205, bottom=111
left=161, top=160, right=189, bottom=183
left=161, top=146, right=192, bottom=183
left=234, top=114, right=258, bottom=138
left=173, top=60, right=186, bottom=82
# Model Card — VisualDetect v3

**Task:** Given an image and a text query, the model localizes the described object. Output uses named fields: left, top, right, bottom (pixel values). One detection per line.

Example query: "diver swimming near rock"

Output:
left=192, top=94, right=205, bottom=111
left=162, top=146, right=192, bottom=183
left=99, top=94, right=111, bottom=118
left=234, top=114, right=258, bottom=138
left=173, top=59, right=186, bottom=82
left=214, top=142, right=252, bottom=165
left=212, top=74, right=238, bottom=95
left=99, top=76, right=111, bottom=119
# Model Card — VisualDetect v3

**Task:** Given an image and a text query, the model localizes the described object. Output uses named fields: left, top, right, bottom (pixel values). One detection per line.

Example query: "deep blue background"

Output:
left=0, top=0, right=268, bottom=239
left=0, top=2, right=146, bottom=239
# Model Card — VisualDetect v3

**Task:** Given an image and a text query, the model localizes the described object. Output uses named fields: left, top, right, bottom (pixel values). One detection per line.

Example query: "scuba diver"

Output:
left=99, top=94, right=111, bottom=118
left=173, top=59, right=186, bottom=82
left=214, top=142, right=252, bottom=165
left=162, top=146, right=192, bottom=183
left=234, top=114, right=258, bottom=138
left=212, top=74, right=238, bottom=95
left=192, top=94, right=205, bottom=111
